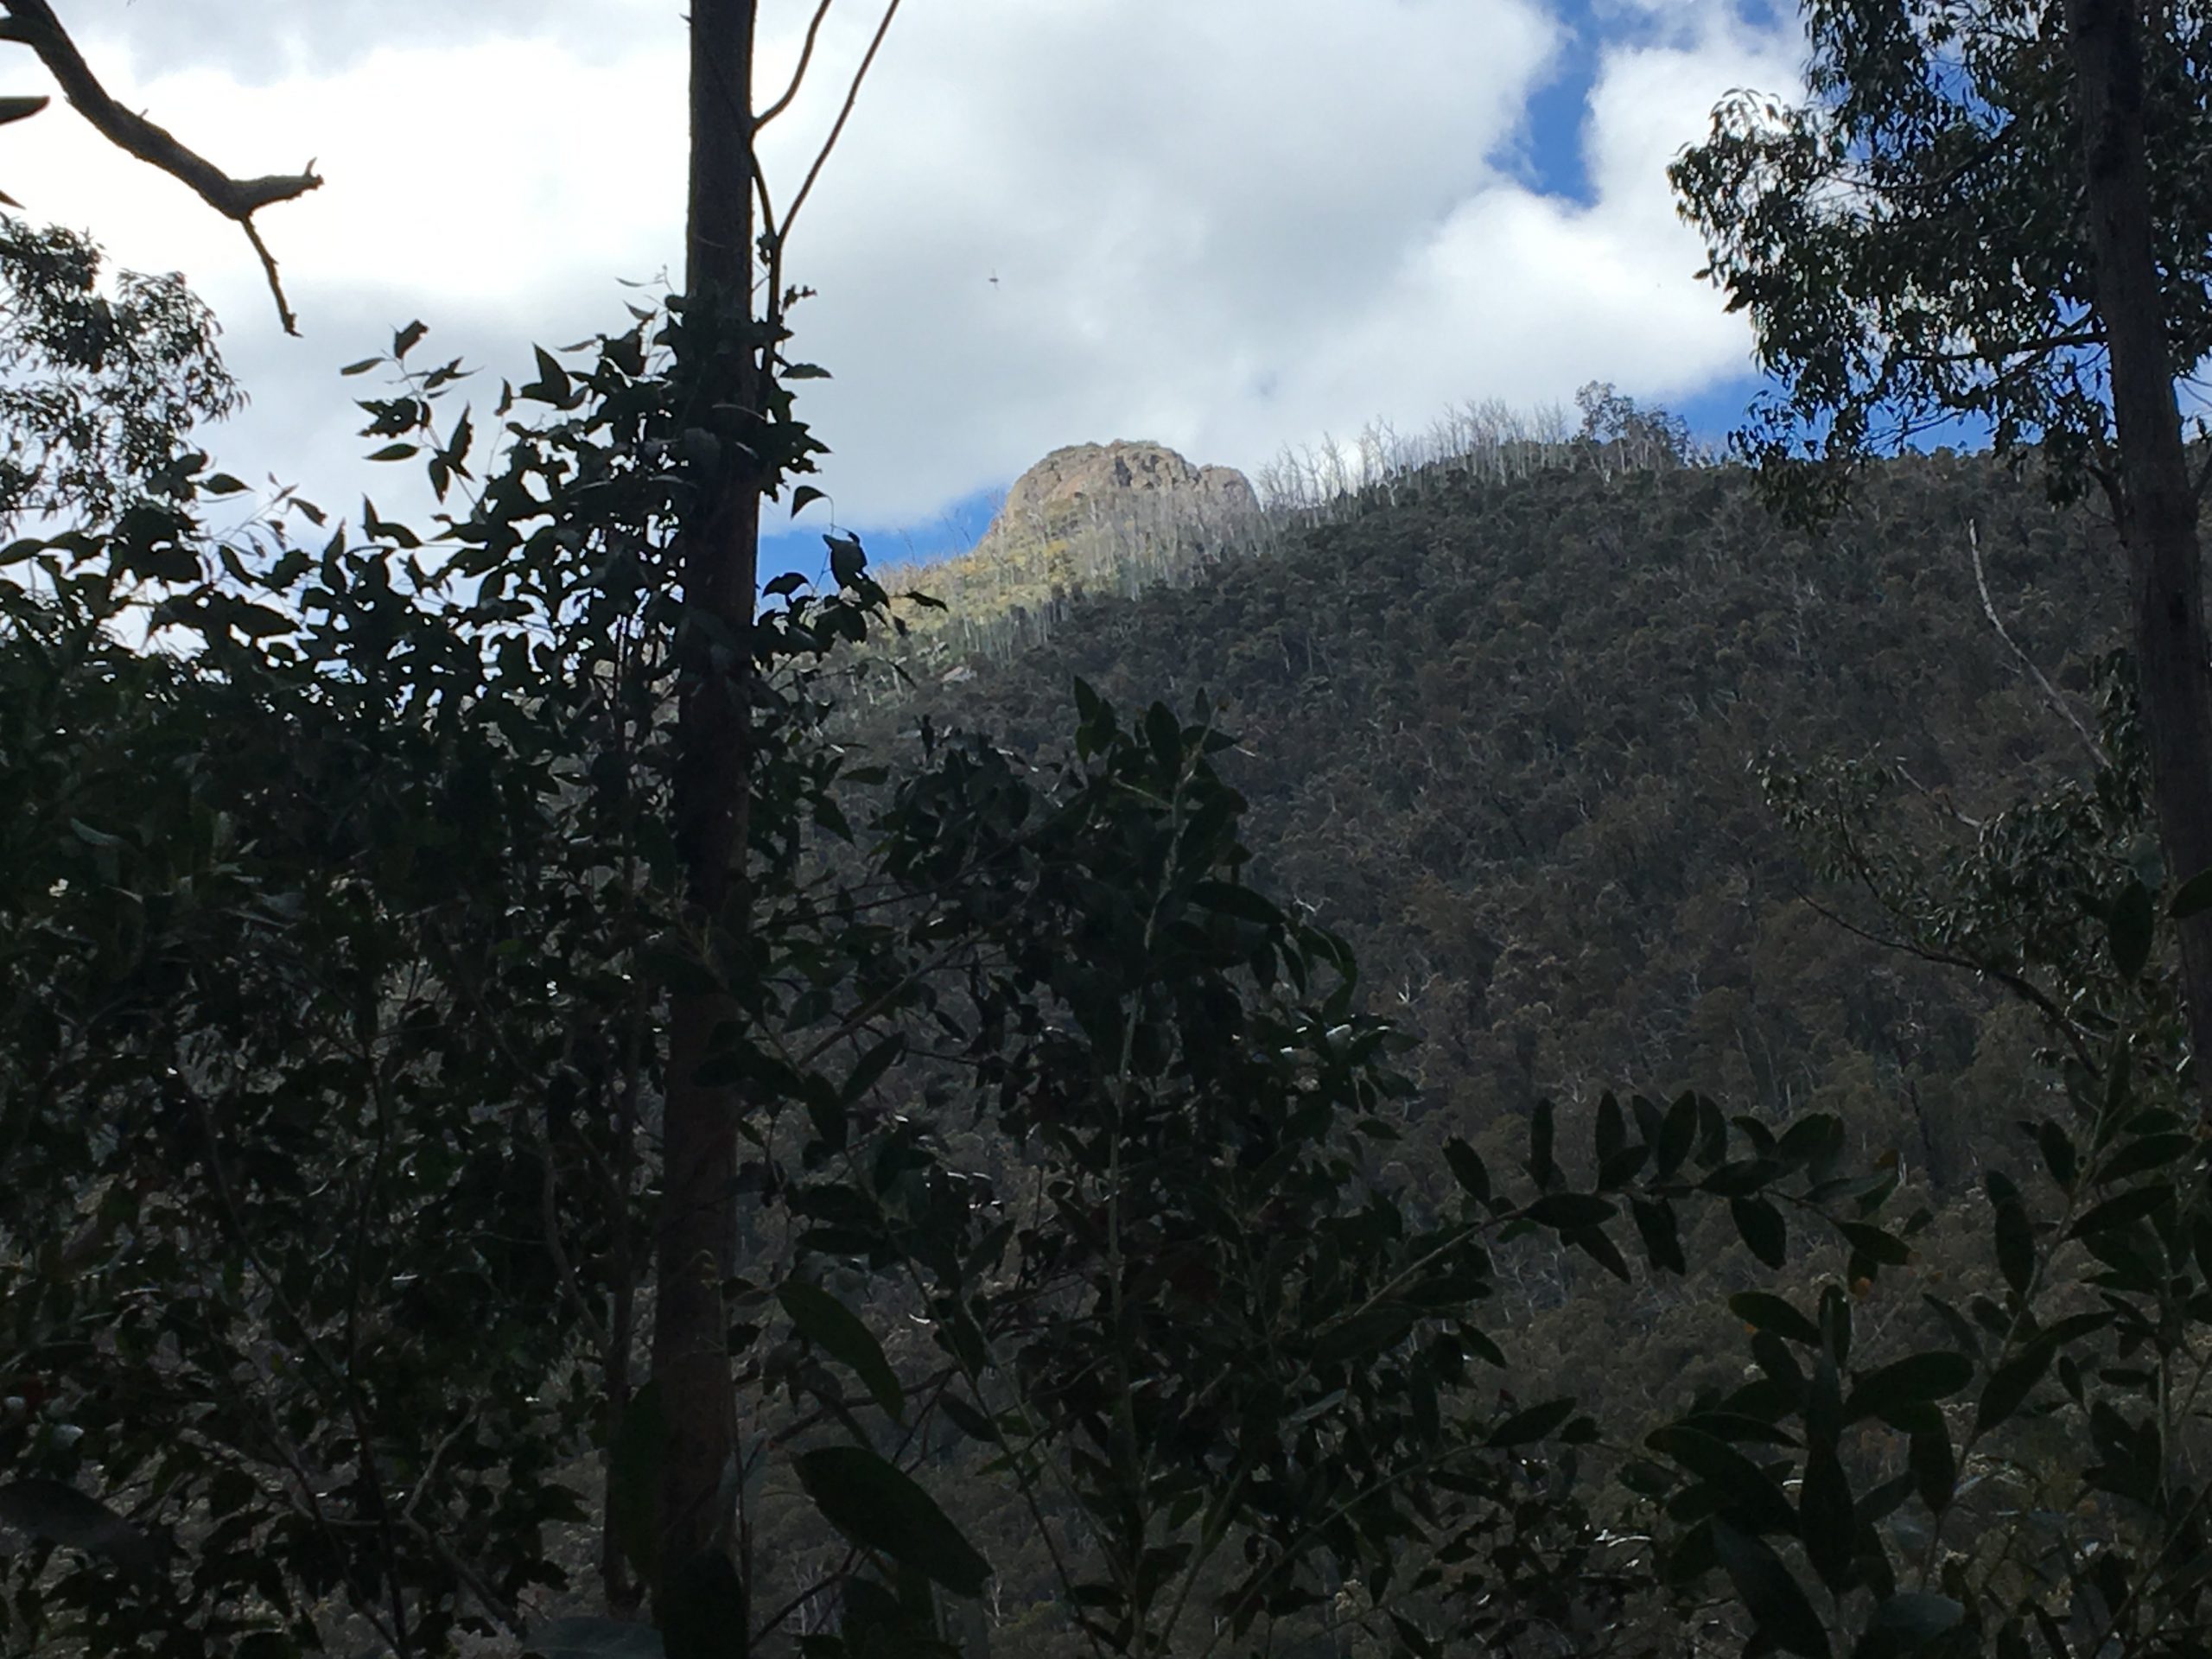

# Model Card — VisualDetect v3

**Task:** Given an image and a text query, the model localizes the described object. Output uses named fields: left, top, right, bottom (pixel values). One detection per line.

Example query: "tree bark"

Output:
left=652, top=0, right=760, bottom=1590
left=2066, top=0, right=2212, bottom=1083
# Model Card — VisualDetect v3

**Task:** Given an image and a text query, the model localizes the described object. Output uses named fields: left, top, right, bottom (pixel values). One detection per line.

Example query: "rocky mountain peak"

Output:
left=971, top=440, right=1257, bottom=561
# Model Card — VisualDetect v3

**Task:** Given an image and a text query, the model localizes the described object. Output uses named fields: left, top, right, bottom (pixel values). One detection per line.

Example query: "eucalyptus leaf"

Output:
left=795, top=1446, right=990, bottom=1596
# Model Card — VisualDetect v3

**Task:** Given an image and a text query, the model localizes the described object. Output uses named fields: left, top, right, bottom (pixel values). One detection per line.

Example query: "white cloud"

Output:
left=2, top=0, right=1802, bottom=543
left=1284, top=5, right=1803, bottom=435
left=30, top=0, right=674, bottom=83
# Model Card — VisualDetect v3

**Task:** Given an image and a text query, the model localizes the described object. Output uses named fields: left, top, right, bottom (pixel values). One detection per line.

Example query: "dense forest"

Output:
left=804, top=439, right=2150, bottom=1642
left=874, top=443, right=2107, bottom=1170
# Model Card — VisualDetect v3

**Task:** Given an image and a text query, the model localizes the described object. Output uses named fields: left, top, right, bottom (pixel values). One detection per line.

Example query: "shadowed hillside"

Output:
left=725, top=444, right=2150, bottom=1649
left=858, top=442, right=2120, bottom=1278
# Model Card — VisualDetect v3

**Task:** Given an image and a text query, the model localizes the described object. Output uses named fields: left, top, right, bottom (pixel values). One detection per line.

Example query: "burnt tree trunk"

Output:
left=652, top=0, right=760, bottom=1589
left=2067, top=0, right=2212, bottom=1082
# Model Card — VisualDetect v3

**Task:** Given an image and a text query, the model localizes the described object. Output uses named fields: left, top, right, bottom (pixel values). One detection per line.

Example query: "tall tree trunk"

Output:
left=652, top=0, right=760, bottom=1588
left=2067, top=0, right=2212, bottom=1081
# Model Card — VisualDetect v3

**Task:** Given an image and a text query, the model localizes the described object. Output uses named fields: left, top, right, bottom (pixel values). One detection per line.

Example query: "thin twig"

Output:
left=1969, top=521, right=2109, bottom=768
left=0, top=0, right=321, bottom=332
left=754, top=0, right=836, bottom=130
left=1894, top=761, right=1984, bottom=830
left=257, top=1404, right=404, bottom=1655
left=347, top=1048, right=416, bottom=1658
left=183, top=1077, right=414, bottom=1650
left=426, top=916, right=615, bottom=1357
left=1796, top=889, right=2101, bottom=1077
left=238, top=216, right=302, bottom=335
left=405, top=1516, right=524, bottom=1634
left=780, top=0, right=901, bottom=246
left=1892, top=327, right=2104, bottom=365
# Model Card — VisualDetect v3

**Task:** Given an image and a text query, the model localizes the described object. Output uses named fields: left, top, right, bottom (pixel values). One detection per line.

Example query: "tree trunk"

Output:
left=652, top=0, right=760, bottom=1589
left=2067, top=0, right=2212, bottom=1082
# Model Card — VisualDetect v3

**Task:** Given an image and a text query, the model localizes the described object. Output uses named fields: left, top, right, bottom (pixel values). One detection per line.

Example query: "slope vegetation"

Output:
left=858, top=449, right=2121, bottom=1352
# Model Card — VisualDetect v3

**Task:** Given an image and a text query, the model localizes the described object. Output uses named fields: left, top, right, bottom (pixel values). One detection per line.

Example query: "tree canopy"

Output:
left=1669, top=0, right=2212, bottom=498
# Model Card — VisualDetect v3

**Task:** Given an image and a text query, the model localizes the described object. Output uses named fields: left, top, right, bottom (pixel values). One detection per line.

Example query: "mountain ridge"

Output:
left=874, top=438, right=1261, bottom=656
left=863, top=447, right=2113, bottom=1173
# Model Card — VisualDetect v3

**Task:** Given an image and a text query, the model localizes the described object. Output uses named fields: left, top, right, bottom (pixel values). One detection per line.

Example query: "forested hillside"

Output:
left=875, top=450, right=2105, bottom=1157
left=836, top=447, right=2130, bottom=1428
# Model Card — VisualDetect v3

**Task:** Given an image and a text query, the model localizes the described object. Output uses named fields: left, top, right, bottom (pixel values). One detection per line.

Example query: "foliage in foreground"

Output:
left=5, top=227, right=2212, bottom=1659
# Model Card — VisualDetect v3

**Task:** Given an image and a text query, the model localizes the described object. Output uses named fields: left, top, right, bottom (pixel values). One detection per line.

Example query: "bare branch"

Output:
left=755, top=0, right=835, bottom=131
left=1893, top=328, right=2105, bottom=367
left=1970, top=520, right=2111, bottom=769
left=780, top=0, right=900, bottom=247
left=404, top=1516, right=524, bottom=1635
left=238, top=214, right=302, bottom=335
left=1796, top=889, right=2101, bottom=1077
left=1895, top=760, right=1985, bottom=830
left=1, top=0, right=321, bottom=332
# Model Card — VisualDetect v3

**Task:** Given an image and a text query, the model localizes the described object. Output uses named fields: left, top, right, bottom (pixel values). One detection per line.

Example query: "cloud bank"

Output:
left=7, top=0, right=1802, bottom=543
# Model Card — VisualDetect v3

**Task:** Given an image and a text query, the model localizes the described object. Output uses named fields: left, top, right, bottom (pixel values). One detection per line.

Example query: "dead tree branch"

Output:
left=779, top=0, right=900, bottom=245
left=755, top=0, right=835, bottom=130
left=1970, top=520, right=2111, bottom=770
left=1, top=0, right=321, bottom=332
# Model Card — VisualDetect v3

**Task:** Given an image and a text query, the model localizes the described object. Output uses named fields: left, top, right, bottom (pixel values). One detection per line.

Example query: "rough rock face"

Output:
left=972, top=440, right=1257, bottom=559
left=874, top=441, right=1262, bottom=660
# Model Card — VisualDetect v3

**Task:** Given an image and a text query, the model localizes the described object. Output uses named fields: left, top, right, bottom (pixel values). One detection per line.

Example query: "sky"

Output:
left=6, top=0, right=1806, bottom=582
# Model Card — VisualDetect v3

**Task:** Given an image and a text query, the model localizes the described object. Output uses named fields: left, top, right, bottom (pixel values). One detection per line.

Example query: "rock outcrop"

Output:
left=970, top=440, right=1258, bottom=562
left=874, top=441, right=1262, bottom=668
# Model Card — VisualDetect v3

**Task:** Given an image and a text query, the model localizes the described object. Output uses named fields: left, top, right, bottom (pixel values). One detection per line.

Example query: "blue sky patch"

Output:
left=761, top=481, right=1004, bottom=587
left=1512, top=0, right=1603, bottom=204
